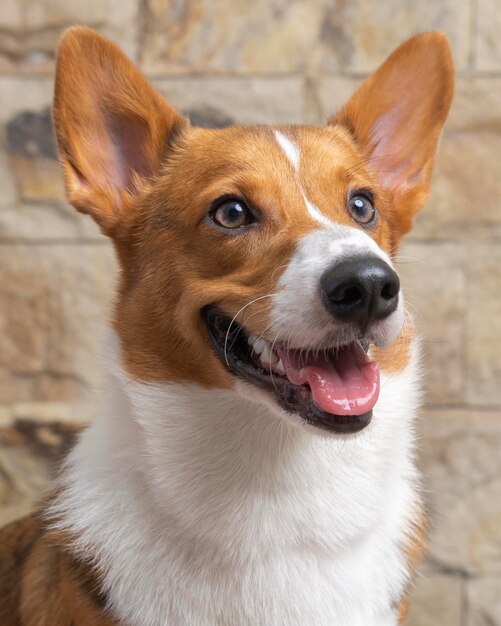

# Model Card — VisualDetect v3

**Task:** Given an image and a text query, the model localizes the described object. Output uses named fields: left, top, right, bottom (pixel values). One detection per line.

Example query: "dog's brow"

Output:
left=273, top=130, right=333, bottom=228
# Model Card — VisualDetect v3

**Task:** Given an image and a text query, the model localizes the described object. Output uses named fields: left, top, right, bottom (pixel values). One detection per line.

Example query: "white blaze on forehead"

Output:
left=274, top=129, right=300, bottom=171
left=274, top=130, right=333, bottom=228
left=300, top=193, right=333, bottom=229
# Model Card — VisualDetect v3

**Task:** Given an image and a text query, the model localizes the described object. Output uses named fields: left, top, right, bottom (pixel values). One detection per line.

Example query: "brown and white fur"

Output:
left=0, top=28, right=453, bottom=625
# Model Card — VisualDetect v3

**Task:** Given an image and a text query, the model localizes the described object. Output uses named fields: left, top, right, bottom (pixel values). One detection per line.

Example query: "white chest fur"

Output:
left=52, top=335, right=421, bottom=626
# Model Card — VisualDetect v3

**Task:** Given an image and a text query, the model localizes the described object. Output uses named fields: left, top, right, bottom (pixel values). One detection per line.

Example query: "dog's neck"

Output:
left=51, top=330, right=420, bottom=625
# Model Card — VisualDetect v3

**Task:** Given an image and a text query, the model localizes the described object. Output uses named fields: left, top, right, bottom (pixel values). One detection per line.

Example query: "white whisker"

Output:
left=223, top=294, right=275, bottom=367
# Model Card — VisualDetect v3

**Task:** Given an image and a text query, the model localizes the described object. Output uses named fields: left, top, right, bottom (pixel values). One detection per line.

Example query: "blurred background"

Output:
left=0, top=1, right=500, bottom=624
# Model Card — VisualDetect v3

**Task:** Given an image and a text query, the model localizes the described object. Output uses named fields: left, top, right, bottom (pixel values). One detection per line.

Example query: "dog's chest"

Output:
left=54, top=350, right=420, bottom=626
left=111, top=527, right=406, bottom=626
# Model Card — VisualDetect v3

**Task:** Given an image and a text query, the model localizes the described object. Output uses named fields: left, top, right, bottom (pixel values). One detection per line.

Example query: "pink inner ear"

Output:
left=370, top=108, right=417, bottom=189
left=104, top=112, right=152, bottom=191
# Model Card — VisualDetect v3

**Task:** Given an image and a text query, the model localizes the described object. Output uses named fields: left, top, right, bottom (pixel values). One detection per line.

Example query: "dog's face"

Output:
left=53, top=29, right=453, bottom=435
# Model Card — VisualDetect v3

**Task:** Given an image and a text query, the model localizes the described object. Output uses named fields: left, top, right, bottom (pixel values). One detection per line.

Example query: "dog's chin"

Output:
left=232, top=379, right=368, bottom=440
left=202, top=306, right=388, bottom=436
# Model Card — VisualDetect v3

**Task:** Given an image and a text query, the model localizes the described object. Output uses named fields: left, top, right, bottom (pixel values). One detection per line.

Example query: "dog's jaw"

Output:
left=50, top=328, right=422, bottom=626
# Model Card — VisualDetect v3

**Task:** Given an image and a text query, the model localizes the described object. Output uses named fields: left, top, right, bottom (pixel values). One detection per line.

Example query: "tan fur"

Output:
left=0, top=514, right=116, bottom=625
left=0, top=27, right=454, bottom=622
left=398, top=512, right=429, bottom=623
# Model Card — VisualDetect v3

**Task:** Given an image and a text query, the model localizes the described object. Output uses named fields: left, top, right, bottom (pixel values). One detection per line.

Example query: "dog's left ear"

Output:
left=332, top=32, right=454, bottom=238
left=53, top=27, right=188, bottom=237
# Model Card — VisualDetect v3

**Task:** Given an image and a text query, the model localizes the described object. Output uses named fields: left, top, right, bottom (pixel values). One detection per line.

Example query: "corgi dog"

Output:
left=0, top=27, right=453, bottom=626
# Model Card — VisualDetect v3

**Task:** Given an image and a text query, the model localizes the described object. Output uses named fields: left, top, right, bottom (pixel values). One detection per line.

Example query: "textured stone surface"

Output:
left=0, top=419, right=81, bottom=526
left=0, top=0, right=140, bottom=73
left=0, top=78, right=54, bottom=124
left=398, top=242, right=466, bottom=405
left=448, top=77, right=501, bottom=133
left=319, top=76, right=370, bottom=122
left=0, top=3, right=500, bottom=621
left=0, top=203, right=103, bottom=241
left=6, top=107, right=64, bottom=201
left=0, top=243, right=116, bottom=412
left=0, top=146, right=18, bottom=210
left=468, top=578, right=501, bottom=625
left=466, top=246, right=501, bottom=405
left=407, top=574, right=463, bottom=626
left=476, top=0, right=501, bottom=72
left=417, top=76, right=501, bottom=240
left=411, top=130, right=501, bottom=241
left=155, top=77, right=306, bottom=125
left=418, top=410, right=501, bottom=575
left=140, top=0, right=470, bottom=74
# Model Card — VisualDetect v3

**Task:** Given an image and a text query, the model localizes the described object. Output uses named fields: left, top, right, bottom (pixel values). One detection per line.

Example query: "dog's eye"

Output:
left=348, top=193, right=377, bottom=226
left=211, top=199, right=254, bottom=230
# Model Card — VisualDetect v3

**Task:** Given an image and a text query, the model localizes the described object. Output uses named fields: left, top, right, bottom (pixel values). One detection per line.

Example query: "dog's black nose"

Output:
left=321, top=257, right=400, bottom=327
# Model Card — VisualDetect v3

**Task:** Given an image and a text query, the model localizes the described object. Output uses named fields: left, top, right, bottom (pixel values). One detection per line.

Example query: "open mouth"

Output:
left=203, top=307, right=380, bottom=434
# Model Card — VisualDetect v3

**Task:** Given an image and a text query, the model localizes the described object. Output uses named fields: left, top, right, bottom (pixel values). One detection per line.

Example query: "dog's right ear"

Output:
left=53, top=27, right=188, bottom=236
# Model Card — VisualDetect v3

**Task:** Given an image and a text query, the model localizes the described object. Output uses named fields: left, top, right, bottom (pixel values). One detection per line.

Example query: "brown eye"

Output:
left=211, top=199, right=254, bottom=230
left=348, top=193, right=377, bottom=226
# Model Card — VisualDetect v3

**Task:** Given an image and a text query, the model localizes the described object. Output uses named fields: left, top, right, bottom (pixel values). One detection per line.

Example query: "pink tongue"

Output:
left=277, top=344, right=380, bottom=416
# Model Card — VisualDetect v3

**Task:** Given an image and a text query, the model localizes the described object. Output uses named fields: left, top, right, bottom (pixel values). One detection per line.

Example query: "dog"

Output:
left=0, top=27, right=453, bottom=625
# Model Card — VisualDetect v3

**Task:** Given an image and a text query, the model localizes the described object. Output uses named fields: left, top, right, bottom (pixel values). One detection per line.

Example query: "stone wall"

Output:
left=1, top=2, right=500, bottom=624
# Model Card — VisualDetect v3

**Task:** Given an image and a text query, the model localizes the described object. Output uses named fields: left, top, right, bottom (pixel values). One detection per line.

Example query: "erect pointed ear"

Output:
left=332, top=32, right=454, bottom=238
left=53, top=27, right=188, bottom=236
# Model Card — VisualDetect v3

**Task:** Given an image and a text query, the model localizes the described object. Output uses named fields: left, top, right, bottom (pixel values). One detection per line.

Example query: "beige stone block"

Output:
left=398, top=242, right=466, bottom=405
left=317, top=0, right=470, bottom=73
left=0, top=203, right=103, bottom=241
left=448, top=77, right=501, bottom=133
left=468, top=577, right=501, bottom=625
left=407, top=573, right=463, bottom=626
left=12, top=402, right=78, bottom=424
left=0, top=0, right=23, bottom=28
left=418, top=410, right=501, bottom=575
left=0, top=79, right=54, bottom=124
left=154, top=77, right=306, bottom=125
left=0, top=145, right=18, bottom=209
left=318, top=76, right=369, bottom=122
left=412, top=130, right=501, bottom=241
left=9, top=155, right=64, bottom=200
left=476, top=0, right=501, bottom=72
left=0, top=0, right=140, bottom=73
left=429, top=78, right=501, bottom=239
left=466, top=246, right=501, bottom=405
left=0, top=407, right=12, bottom=428
left=140, top=0, right=470, bottom=74
left=0, top=243, right=116, bottom=411
left=6, top=104, right=64, bottom=203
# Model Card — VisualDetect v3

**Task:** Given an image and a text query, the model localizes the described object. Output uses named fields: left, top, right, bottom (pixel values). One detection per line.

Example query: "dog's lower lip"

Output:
left=202, top=306, right=373, bottom=435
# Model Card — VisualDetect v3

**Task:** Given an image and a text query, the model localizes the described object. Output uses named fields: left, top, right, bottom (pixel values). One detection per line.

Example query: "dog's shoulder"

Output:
left=0, top=512, right=117, bottom=625
left=0, top=513, right=41, bottom=624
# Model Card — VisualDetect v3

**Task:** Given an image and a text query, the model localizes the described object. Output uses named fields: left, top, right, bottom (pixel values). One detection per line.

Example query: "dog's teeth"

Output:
left=275, top=359, right=285, bottom=375
left=252, top=337, right=268, bottom=356
left=260, top=344, right=278, bottom=366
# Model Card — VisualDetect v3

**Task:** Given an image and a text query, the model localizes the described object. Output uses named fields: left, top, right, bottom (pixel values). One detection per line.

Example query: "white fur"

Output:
left=274, top=130, right=333, bottom=228
left=51, top=328, right=422, bottom=626
left=274, top=130, right=300, bottom=171
left=271, top=227, right=404, bottom=349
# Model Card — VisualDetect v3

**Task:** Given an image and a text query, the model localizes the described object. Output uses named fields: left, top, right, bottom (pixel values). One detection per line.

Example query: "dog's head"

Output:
left=53, top=28, right=453, bottom=436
